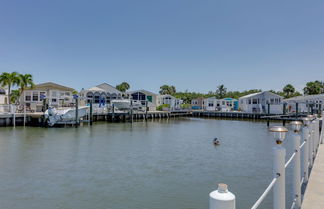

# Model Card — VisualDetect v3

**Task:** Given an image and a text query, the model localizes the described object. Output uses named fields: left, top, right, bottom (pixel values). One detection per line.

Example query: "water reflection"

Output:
left=0, top=118, right=290, bottom=209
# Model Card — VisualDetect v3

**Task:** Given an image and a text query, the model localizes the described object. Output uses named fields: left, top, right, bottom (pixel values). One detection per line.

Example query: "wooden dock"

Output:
left=302, top=143, right=324, bottom=209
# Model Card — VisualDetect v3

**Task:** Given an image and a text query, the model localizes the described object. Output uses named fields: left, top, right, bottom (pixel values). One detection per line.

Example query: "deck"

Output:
left=302, top=143, right=324, bottom=209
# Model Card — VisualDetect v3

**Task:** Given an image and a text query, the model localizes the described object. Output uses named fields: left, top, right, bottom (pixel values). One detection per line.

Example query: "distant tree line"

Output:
left=159, top=81, right=324, bottom=104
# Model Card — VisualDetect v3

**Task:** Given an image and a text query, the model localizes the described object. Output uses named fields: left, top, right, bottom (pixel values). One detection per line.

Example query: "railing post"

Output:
left=290, top=121, right=302, bottom=208
left=270, top=126, right=288, bottom=209
left=315, top=118, right=320, bottom=149
left=209, top=183, right=235, bottom=209
left=302, top=118, right=310, bottom=183
left=273, top=143, right=286, bottom=209
left=308, top=116, right=314, bottom=167
left=23, top=104, right=26, bottom=126
left=311, top=119, right=316, bottom=159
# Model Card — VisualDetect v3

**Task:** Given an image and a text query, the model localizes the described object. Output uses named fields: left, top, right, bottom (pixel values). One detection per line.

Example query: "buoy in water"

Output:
left=213, top=138, right=220, bottom=145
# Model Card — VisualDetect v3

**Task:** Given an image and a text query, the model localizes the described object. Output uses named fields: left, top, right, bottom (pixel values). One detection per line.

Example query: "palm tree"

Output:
left=303, top=81, right=323, bottom=95
left=159, top=85, right=176, bottom=95
left=0, top=72, right=20, bottom=104
left=116, top=82, right=130, bottom=92
left=18, top=73, right=34, bottom=95
left=283, top=84, right=295, bottom=98
left=216, top=84, right=227, bottom=99
left=10, top=90, right=21, bottom=104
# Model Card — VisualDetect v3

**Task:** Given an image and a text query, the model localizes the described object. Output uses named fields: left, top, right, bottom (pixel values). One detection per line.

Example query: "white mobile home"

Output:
left=157, top=94, right=183, bottom=110
left=191, top=97, right=205, bottom=110
left=80, top=83, right=122, bottom=105
left=20, top=82, right=75, bottom=112
left=203, top=97, right=238, bottom=111
left=127, top=90, right=158, bottom=111
left=284, top=94, right=324, bottom=113
left=0, top=87, right=8, bottom=105
left=239, top=91, right=283, bottom=114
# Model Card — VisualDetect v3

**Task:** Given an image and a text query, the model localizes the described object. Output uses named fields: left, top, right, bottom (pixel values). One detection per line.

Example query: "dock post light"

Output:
left=269, top=126, right=287, bottom=209
left=290, top=121, right=302, bottom=208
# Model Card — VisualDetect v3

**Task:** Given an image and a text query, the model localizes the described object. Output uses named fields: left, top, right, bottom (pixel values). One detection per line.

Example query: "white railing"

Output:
left=209, top=113, right=323, bottom=209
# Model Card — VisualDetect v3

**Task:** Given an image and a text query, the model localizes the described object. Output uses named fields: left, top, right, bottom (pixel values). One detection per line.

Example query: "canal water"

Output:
left=0, top=118, right=295, bottom=209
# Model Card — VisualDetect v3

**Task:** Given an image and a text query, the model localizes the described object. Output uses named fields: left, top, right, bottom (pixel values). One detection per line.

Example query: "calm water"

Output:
left=0, top=118, right=295, bottom=209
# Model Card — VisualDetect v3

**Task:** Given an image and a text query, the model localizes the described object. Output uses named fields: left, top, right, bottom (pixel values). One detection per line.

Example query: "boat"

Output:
left=44, top=106, right=89, bottom=126
left=111, top=99, right=143, bottom=110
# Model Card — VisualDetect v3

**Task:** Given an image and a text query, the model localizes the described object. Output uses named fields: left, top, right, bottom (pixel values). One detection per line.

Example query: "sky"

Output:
left=0, top=0, right=324, bottom=93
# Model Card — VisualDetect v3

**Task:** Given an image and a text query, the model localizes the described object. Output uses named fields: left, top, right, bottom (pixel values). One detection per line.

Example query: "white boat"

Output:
left=111, top=99, right=143, bottom=110
left=111, top=99, right=130, bottom=110
left=44, top=106, right=89, bottom=126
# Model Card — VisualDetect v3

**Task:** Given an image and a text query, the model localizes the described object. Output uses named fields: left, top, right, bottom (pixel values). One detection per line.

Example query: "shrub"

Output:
left=157, top=104, right=170, bottom=111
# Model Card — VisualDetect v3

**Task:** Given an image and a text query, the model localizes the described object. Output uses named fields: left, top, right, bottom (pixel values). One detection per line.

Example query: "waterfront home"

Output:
left=80, top=83, right=122, bottom=105
left=239, top=91, right=283, bottom=114
left=20, top=82, right=75, bottom=112
left=191, top=97, right=205, bottom=110
left=0, top=87, right=8, bottom=105
left=157, top=94, right=183, bottom=110
left=284, top=94, right=324, bottom=113
left=204, top=97, right=238, bottom=111
left=126, top=90, right=158, bottom=111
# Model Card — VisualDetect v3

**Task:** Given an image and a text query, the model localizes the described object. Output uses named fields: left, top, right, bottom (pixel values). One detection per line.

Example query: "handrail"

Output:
left=211, top=117, right=322, bottom=209
left=250, top=176, right=279, bottom=209
left=300, top=141, right=306, bottom=149
left=285, top=152, right=296, bottom=168
left=300, top=177, right=305, bottom=187
left=250, top=138, right=307, bottom=209
left=290, top=197, right=297, bottom=209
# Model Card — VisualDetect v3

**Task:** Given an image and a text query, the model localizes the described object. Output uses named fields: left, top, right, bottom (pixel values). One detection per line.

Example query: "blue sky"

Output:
left=0, top=0, right=324, bottom=93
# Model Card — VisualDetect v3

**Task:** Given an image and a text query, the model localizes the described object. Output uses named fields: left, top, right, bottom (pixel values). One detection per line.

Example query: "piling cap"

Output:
left=269, top=126, right=288, bottom=133
left=290, top=121, right=302, bottom=132
left=218, top=183, right=228, bottom=193
left=269, top=126, right=288, bottom=144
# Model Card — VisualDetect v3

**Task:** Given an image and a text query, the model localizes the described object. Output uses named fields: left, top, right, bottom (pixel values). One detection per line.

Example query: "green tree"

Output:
left=10, top=89, right=21, bottom=104
left=283, top=84, right=295, bottom=98
left=159, top=85, right=176, bottom=95
left=215, top=84, right=227, bottom=99
left=116, top=82, right=130, bottom=92
left=18, top=73, right=34, bottom=95
left=0, top=72, right=20, bottom=104
left=303, top=81, right=324, bottom=95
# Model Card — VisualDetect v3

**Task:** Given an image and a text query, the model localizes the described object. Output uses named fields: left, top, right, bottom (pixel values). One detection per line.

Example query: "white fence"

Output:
left=209, top=113, right=323, bottom=209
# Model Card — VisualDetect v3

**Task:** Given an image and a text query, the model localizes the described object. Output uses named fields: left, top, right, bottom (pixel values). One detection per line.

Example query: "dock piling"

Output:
left=90, top=101, right=93, bottom=125
left=75, top=96, right=79, bottom=127
left=290, top=121, right=302, bottom=208
left=23, top=104, right=26, bottom=126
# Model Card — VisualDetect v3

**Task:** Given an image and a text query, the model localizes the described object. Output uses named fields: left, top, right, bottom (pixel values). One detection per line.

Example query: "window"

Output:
left=52, top=98, right=57, bottom=103
left=32, top=92, right=39, bottom=101
left=252, top=98, right=258, bottom=104
left=40, top=92, right=46, bottom=101
left=208, top=102, right=214, bottom=107
left=25, top=92, right=31, bottom=101
left=65, top=92, right=70, bottom=96
left=248, top=99, right=251, bottom=104
left=52, top=91, right=57, bottom=97
left=147, top=95, right=153, bottom=102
